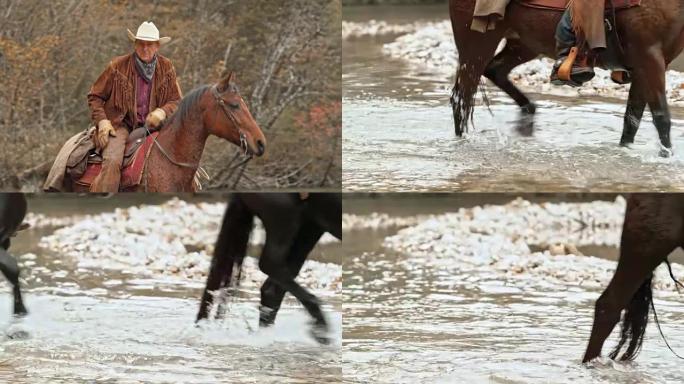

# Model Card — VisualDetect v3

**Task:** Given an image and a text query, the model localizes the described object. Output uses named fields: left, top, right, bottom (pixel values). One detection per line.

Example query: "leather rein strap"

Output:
left=144, top=84, right=251, bottom=169
left=144, top=124, right=198, bottom=169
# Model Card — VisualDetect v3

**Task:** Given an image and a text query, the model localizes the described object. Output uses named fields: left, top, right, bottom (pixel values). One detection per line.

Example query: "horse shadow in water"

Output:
left=197, top=193, right=341, bottom=344
left=584, top=194, right=684, bottom=362
left=0, top=193, right=28, bottom=319
left=449, top=0, right=684, bottom=157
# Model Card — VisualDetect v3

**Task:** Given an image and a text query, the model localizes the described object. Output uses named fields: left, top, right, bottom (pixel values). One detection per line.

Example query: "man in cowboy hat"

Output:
left=87, top=21, right=182, bottom=192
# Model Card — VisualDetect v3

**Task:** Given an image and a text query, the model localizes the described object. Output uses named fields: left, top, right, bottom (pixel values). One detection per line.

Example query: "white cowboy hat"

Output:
left=127, top=21, right=171, bottom=44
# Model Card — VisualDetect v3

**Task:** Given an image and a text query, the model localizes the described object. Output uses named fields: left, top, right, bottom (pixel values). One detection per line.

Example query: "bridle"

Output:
left=141, top=84, right=254, bottom=190
left=211, top=85, right=252, bottom=158
left=144, top=84, right=254, bottom=165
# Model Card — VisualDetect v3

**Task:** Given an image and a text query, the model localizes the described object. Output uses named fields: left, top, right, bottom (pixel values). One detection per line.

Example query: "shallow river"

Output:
left=0, top=195, right=342, bottom=383
left=343, top=5, right=684, bottom=192
left=343, top=195, right=684, bottom=384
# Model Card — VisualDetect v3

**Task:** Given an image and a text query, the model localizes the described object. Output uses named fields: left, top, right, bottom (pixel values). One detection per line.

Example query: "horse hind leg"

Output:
left=632, top=52, right=672, bottom=156
left=483, top=39, right=538, bottom=136
left=0, top=248, right=27, bottom=316
left=450, top=23, right=505, bottom=137
left=582, top=198, right=677, bottom=363
left=258, top=234, right=330, bottom=344
left=259, top=222, right=324, bottom=327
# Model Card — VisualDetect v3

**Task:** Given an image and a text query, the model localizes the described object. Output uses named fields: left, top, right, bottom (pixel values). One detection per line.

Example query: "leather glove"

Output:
left=145, top=108, right=166, bottom=128
left=94, top=119, right=116, bottom=151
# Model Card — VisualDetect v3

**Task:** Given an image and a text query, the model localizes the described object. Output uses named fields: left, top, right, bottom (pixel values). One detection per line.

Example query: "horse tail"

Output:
left=217, top=195, right=253, bottom=289
left=196, top=195, right=254, bottom=322
left=451, top=70, right=476, bottom=136
left=648, top=261, right=684, bottom=360
left=609, top=275, right=652, bottom=361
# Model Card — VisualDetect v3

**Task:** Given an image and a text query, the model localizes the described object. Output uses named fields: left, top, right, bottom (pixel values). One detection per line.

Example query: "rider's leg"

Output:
left=550, top=9, right=596, bottom=86
left=90, top=126, right=129, bottom=193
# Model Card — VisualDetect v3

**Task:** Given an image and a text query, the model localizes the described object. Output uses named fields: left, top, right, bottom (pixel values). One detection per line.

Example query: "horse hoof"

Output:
left=310, top=322, right=330, bottom=345
left=310, top=331, right=331, bottom=345
left=5, top=330, right=29, bottom=340
left=258, top=306, right=277, bottom=328
left=516, top=116, right=534, bottom=137
left=619, top=140, right=633, bottom=148
left=659, top=146, right=673, bottom=158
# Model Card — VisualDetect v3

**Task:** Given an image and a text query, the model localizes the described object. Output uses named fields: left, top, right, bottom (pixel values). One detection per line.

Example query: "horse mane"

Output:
left=163, top=84, right=211, bottom=129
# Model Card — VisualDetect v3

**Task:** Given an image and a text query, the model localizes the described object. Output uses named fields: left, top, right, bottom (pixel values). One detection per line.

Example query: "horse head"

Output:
left=205, top=72, right=266, bottom=157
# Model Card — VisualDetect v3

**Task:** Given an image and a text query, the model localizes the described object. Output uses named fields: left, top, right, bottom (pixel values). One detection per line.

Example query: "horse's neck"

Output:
left=157, top=113, right=209, bottom=166
left=145, top=113, right=209, bottom=191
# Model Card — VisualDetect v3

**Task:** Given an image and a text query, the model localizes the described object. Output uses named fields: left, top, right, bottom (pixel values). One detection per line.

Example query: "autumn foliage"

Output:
left=0, top=0, right=341, bottom=190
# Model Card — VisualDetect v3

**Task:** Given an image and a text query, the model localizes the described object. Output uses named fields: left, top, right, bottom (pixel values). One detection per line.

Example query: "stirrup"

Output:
left=610, top=70, right=631, bottom=85
left=552, top=47, right=595, bottom=86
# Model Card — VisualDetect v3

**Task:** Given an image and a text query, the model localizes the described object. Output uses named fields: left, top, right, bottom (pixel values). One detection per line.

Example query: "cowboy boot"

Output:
left=550, top=9, right=595, bottom=86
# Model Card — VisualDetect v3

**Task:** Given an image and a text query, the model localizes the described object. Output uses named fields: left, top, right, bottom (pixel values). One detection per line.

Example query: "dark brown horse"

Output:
left=0, top=193, right=28, bottom=318
left=196, top=193, right=341, bottom=344
left=69, top=71, right=266, bottom=192
left=583, top=194, right=684, bottom=363
left=449, top=0, right=684, bottom=157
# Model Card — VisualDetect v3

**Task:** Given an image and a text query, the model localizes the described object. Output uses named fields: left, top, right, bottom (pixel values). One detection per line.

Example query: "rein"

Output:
left=141, top=84, right=253, bottom=191
left=145, top=124, right=199, bottom=169
left=210, top=85, right=252, bottom=158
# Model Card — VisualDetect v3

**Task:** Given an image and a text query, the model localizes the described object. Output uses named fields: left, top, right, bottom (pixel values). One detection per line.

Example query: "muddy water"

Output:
left=343, top=5, right=684, bottom=192
left=343, top=196, right=684, bottom=384
left=0, top=196, right=342, bottom=383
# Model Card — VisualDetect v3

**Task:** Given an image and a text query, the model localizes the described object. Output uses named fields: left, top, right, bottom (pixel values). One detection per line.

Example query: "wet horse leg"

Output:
left=483, top=39, right=538, bottom=136
left=258, top=229, right=330, bottom=344
left=259, top=221, right=324, bottom=327
left=0, top=241, right=27, bottom=316
left=633, top=51, right=672, bottom=156
left=196, top=199, right=252, bottom=322
left=582, top=198, right=678, bottom=362
left=619, top=81, right=646, bottom=147
left=450, top=19, right=505, bottom=137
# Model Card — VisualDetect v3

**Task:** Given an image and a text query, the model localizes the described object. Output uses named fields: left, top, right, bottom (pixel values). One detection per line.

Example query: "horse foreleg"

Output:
left=583, top=197, right=678, bottom=362
left=450, top=23, right=504, bottom=137
left=196, top=242, right=234, bottom=322
left=259, top=222, right=324, bottom=327
left=483, top=39, right=538, bottom=136
left=258, top=234, right=330, bottom=344
left=619, top=82, right=646, bottom=147
left=0, top=248, right=27, bottom=316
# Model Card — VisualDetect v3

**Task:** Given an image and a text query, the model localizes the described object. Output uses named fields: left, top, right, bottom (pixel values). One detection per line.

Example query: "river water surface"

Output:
left=343, top=5, right=684, bottom=192
left=343, top=195, right=684, bottom=384
left=0, top=195, right=342, bottom=383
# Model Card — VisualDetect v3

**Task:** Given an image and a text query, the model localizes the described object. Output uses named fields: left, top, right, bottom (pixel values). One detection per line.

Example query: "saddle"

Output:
left=519, top=0, right=642, bottom=85
left=515, top=0, right=641, bottom=11
left=70, top=128, right=159, bottom=190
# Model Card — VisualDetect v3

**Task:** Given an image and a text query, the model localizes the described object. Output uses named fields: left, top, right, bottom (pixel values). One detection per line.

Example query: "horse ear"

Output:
left=217, top=71, right=236, bottom=93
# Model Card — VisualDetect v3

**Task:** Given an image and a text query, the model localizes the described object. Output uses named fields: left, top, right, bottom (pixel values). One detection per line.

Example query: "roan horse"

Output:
left=583, top=194, right=684, bottom=362
left=449, top=0, right=684, bottom=157
left=69, top=71, right=266, bottom=192
left=197, top=193, right=341, bottom=344
left=0, top=193, right=28, bottom=318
